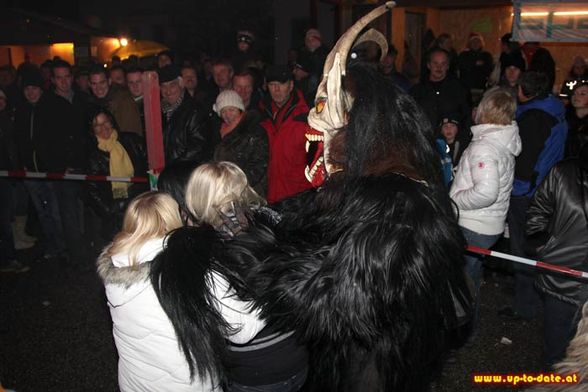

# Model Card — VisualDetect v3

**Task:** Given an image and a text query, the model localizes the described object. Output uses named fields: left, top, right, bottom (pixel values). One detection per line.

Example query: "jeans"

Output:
left=24, top=180, right=66, bottom=256
left=0, top=179, right=16, bottom=264
left=543, top=295, right=580, bottom=367
left=508, top=195, right=541, bottom=319
left=53, top=182, right=85, bottom=261
left=462, top=226, right=501, bottom=327
left=227, top=368, right=307, bottom=392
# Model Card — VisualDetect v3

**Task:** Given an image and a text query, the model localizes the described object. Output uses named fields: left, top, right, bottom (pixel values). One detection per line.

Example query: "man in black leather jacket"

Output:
left=158, top=65, right=216, bottom=166
left=526, top=140, right=588, bottom=366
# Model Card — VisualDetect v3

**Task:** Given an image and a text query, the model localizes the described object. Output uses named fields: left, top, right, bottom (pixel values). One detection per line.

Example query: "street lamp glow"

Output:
left=119, top=38, right=129, bottom=47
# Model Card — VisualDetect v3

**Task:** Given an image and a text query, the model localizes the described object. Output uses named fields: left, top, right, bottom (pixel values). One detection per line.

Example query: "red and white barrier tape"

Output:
left=0, top=170, right=148, bottom=183
left=467, top=245, right=588, bottom=280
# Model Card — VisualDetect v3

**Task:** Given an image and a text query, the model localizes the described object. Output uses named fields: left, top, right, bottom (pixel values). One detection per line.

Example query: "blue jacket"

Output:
left=512, top=95, right=567, bottom=197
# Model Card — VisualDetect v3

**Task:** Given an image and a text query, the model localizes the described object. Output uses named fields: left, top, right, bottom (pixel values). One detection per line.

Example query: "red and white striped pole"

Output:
left=0, top=170, right=147, bottom=183
left=467, top=245, right=588, bottom=280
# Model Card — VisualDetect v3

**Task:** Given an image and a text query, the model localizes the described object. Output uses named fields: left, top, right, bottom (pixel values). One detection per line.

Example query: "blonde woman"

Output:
left=450, top=87, right=522, bottom=328
left=97, top=191, right=211, bottom=392
left=151, top=161, right=308, bottom=392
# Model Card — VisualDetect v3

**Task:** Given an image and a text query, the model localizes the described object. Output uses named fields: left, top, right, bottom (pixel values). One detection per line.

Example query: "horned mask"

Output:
left=305, top=1, right=395, bottom=186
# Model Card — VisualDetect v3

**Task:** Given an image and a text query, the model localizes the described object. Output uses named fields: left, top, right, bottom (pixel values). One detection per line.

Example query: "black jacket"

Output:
left=526, top=157, right=588, bottom=305
left=213, top=111, right=269, bottom=196
left=14, top=91, right=87, bottom=173
left=86, top=132, right=148, bottom=228
left=410, top=77, right=472, bottom=130
left=457, top=49, right=494, bottom=91
left=162, top=96, right=215, bottom=165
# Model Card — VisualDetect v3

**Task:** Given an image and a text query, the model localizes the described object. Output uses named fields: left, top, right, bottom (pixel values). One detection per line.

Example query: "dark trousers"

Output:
left=508, top=195, right=541, bottom=319
left=53, top=181, right=85, bottom=262
left=543, top=295, right=579, bottom=367
left=0, top=179, right=16, bottom=264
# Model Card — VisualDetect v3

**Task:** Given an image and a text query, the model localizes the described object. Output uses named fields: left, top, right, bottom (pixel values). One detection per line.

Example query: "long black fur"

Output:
left=150, top=225, right=251, bottom=388
left=221, top=63, right=472, bottom=391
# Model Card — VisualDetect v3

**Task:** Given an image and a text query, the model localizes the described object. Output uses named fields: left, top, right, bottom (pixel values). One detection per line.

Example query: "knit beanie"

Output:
left=213, top=90, right=245, bottom=115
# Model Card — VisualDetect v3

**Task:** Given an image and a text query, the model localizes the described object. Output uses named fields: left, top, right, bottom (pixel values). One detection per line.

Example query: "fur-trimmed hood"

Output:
left=96, top=238, right=165, bottom=306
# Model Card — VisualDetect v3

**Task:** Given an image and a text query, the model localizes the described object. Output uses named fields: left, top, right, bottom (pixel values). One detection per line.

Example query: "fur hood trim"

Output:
left=96, top=238, right=165, bottom=288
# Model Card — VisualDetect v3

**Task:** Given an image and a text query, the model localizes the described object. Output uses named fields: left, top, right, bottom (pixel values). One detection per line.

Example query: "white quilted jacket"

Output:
left=449, top=122, right=522, bottom=235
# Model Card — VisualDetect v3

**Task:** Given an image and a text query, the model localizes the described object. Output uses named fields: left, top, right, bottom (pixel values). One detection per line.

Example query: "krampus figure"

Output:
left=224, top=3, right=473, bottom=391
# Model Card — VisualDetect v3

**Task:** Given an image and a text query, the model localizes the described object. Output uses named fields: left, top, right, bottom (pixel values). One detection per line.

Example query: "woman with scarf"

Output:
left=86, top=109, right=147, bottom=241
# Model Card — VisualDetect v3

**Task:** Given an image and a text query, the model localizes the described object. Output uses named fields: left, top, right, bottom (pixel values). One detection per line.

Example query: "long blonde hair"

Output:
left=185, top=161, right=264, bottom=229
left=106, top=191, right=183, bottom=266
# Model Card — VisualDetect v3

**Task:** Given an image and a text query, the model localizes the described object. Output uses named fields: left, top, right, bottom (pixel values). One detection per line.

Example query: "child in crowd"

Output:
left=449, top=87, right=522, bottom=328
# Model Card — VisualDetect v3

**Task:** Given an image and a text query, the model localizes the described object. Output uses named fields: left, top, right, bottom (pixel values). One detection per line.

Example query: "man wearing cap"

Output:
left=88, top=65, right=143, bottom=135
left=292, top=53, right=317, bottom=106
left=299, top=28, right=328, bottom=94
left=231, top=30, right=264, bottom=72
left=158, top=64, right=215, bottom=165
left=260, top=64, right=312, bottom=204
left=15, top=70, right=71, bottom=261
left=499, top=50, right=526, bottom=94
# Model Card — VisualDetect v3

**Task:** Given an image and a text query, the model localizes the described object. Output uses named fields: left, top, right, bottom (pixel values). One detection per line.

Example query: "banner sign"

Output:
left=513, top=0, right=588, bottom=42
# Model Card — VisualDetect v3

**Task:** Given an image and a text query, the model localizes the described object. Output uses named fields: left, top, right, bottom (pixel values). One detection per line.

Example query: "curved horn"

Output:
left=352, top=28, right=389, bottom=63
left=321, top=1, right=395, bottom=77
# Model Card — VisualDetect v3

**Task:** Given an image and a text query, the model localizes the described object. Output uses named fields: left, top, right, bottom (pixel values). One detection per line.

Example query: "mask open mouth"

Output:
left=304, top=128, right=326, bottom=187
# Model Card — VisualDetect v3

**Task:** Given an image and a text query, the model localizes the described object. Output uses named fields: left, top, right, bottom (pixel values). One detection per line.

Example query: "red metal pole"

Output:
left=142, top=71, right=165, bottom=189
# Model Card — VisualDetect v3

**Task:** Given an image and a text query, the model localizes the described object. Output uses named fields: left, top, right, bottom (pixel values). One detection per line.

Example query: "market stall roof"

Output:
left=0, top=8, right=115, bottom=45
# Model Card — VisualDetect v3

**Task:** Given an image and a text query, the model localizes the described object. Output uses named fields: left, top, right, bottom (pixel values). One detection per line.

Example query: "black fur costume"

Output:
left=150, top=25, right=472, bottom=392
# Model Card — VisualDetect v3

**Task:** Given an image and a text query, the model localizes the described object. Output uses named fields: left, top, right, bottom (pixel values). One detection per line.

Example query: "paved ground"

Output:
left=1, top=246, right=545, bottom=392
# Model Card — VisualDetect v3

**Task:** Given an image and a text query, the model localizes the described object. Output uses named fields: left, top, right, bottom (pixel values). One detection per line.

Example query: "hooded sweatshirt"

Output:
left=450, top=122, right=522, bottom=235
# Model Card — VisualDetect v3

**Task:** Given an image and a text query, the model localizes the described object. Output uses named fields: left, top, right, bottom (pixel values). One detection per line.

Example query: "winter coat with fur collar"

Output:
left=97, top=238, right=212, bottom=392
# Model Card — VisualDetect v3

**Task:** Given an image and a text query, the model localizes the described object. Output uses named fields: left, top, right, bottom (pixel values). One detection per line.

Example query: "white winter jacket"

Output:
left=97, top=238, right=265, bottom=392
left=97, top=238, right=207, bottom=392
left=449, top=122, right=522, bottom=235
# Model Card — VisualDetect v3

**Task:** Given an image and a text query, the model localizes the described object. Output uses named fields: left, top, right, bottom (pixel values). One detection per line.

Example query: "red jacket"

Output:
left=260, top=89, right=312, bottom=204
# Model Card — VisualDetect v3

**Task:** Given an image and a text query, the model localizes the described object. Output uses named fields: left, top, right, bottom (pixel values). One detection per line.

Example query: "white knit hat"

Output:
left=213, top=90, right=245, bottom=116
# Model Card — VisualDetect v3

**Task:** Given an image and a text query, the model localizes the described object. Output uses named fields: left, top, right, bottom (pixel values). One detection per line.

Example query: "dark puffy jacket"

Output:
left=513, top=94, right=568, bottom=197
left=162, top=96, right=215, bottom=165
left=213, top=111, right=269, bottom=196
left=86, top=132, right=148, bottom=236
left=526, top=156, right=588, bottom=305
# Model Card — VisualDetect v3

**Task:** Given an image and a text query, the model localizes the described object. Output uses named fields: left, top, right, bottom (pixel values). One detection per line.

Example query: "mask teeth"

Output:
left=305, top=133, right=325, bottom=142
left=304, top=156, right=324, bottom=182
left=305, top=140, right=310, bottom=153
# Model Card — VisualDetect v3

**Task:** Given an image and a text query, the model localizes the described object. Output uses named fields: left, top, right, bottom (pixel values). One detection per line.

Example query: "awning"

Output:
left=110, top=40, right=169, bottom=59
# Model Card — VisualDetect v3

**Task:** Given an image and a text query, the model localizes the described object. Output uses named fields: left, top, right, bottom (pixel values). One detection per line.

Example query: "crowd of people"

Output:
left=1, top=20, right=588, bottom=391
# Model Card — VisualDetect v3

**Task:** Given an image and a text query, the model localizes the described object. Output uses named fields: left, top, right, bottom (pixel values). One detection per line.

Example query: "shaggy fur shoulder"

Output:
left=224, top=173, right=472, bottom=391
left=96, top=249, right=151, bottom=288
